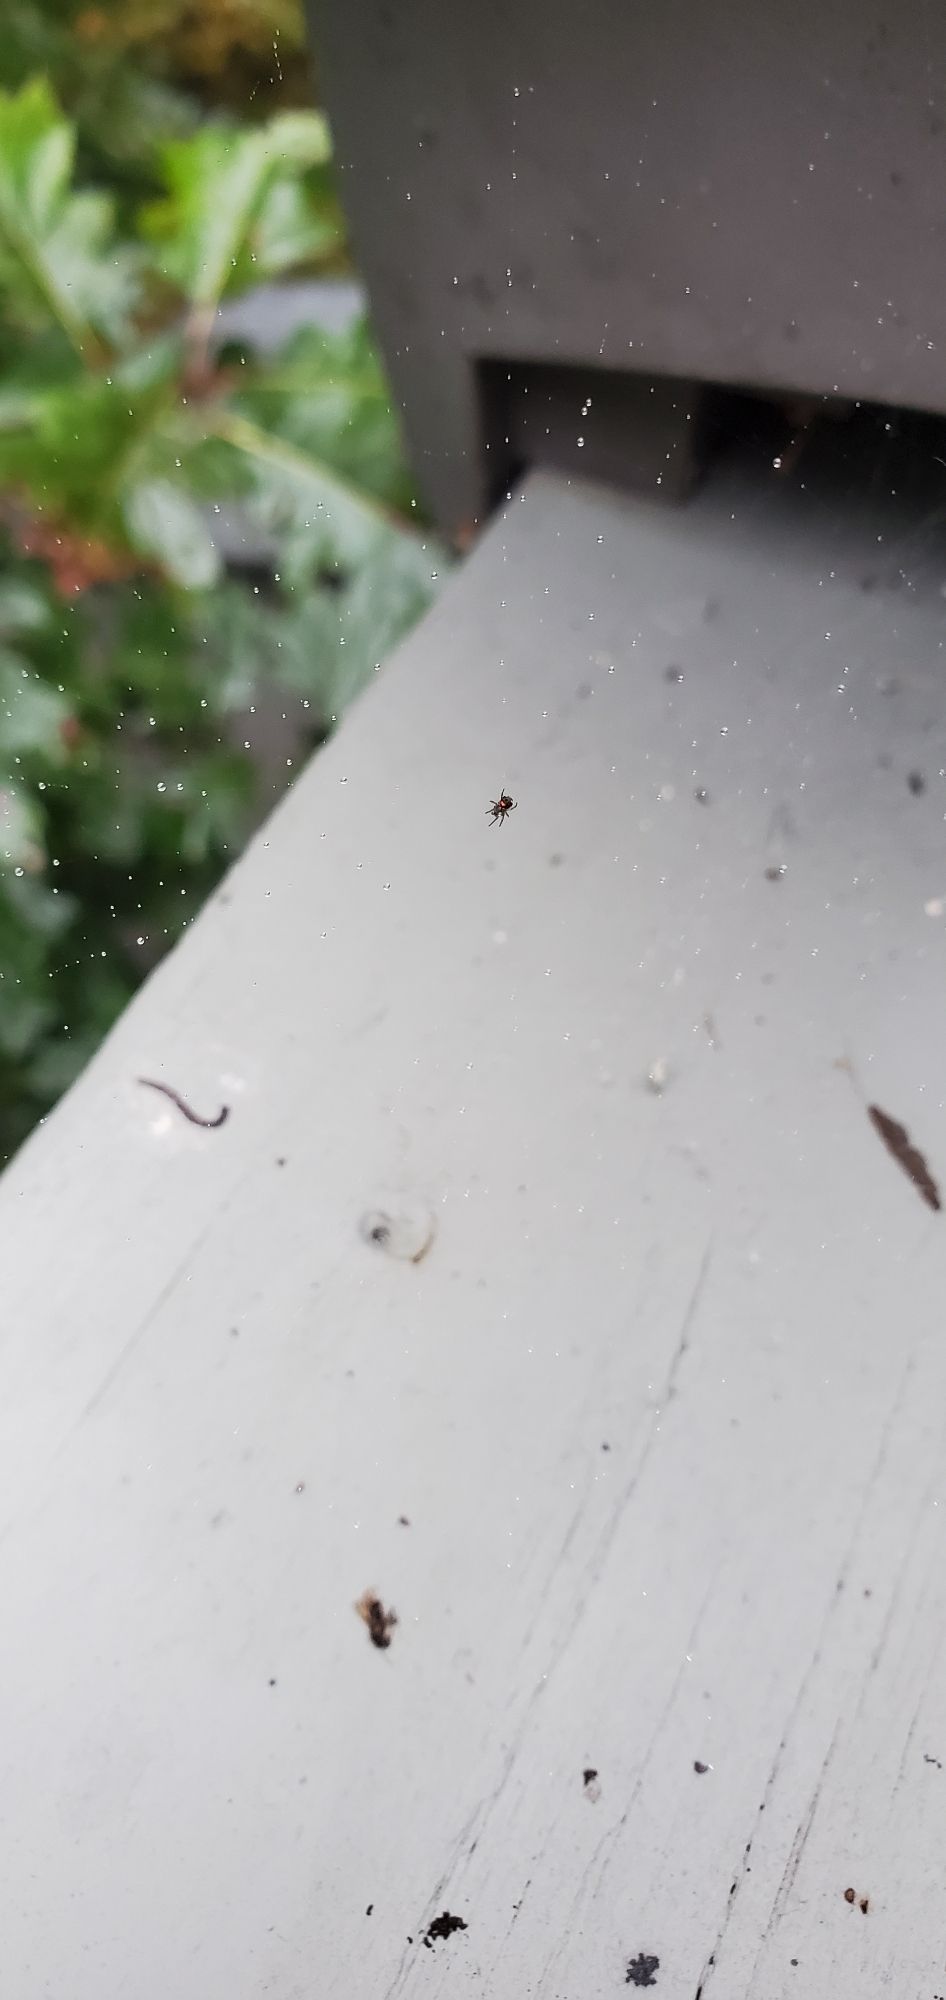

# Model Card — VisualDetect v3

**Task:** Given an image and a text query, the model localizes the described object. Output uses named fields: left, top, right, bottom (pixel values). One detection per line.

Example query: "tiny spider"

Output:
left=486, top=788, right=517, bottom=827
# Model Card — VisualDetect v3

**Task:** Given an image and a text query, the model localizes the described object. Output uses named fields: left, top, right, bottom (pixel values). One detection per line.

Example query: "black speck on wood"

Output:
left=423, top=1911, right=468, bottom=1949
left=867, top=1104, right=941, bottom=1212
left=626, top=1953, right=660, bottom=1987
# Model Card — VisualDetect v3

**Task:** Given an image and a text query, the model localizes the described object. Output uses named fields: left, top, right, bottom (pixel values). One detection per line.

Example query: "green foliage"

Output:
left=141, top=111, right=335, bottom=308
left=0, top=77, right=448, bottom=1161
left=4, top=0, right=314, bottom=209
left=0, top=77, right=141, bottom=351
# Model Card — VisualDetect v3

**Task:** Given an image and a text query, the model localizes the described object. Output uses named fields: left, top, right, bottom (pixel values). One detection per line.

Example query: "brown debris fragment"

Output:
left=843, top=1887, right=856, bottom=1904
left=867, top=1104, right=941, bottom=1212
left=355, top=1590, right=398, bottom=1650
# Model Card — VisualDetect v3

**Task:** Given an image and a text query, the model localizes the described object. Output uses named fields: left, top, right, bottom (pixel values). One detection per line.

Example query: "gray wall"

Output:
left=315, top=0, right=946, bottom=533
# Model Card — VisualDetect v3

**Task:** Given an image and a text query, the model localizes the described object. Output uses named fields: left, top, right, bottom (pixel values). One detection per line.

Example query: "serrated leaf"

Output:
left=142, top=111, right=334, bottom=311
left=0, top=78, right=139, bottom=352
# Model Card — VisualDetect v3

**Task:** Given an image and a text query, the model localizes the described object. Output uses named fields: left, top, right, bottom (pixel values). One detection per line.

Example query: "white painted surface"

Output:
left=2, top=467, right=946, bottom=1997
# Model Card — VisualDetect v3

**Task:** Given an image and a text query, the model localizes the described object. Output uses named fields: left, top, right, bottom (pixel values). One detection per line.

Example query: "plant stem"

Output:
left=204, top=406, right=426, bottom=542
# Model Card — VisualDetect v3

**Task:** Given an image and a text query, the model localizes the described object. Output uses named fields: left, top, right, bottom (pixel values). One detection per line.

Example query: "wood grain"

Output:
left=1, top=466, right=945, bottom=1997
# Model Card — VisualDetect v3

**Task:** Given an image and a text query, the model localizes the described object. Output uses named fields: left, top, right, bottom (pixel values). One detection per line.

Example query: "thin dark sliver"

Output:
left=867, top=1104, right=941, bottom=1213
left=138, top=1078, right=230, bottom=1129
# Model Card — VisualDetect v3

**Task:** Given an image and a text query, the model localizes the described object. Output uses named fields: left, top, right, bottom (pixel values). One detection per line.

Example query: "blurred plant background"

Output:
left=0, top=0, right=445, bottom=1161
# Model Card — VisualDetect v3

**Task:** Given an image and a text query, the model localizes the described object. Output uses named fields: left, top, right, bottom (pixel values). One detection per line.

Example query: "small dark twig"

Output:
left=138, top=1078, right=229, bottom=1129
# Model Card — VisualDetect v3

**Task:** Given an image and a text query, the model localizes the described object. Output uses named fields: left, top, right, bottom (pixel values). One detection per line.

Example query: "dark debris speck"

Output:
left=626, top=1953, right=660, bottom=1987
left=423, top=1911, right=468, bottom=1950
left=356, top=1591, right=398, bottom=1650
left=908, top=770, right=926, bottom=795
left=693, top=1760, right=710, bottom=1774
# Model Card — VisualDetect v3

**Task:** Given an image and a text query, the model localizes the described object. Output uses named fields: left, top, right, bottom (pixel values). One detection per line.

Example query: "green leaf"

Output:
left=251, top=176, right=343, bottom=281
left=142, top=110, right=333, bottom=312
left=0, top=345, right=183, bottom=544
left=237, top=318, right=415, bottom=511
left=124, top=478, right=221, bottom=588
left=0, top=78, right=139, bottom=354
